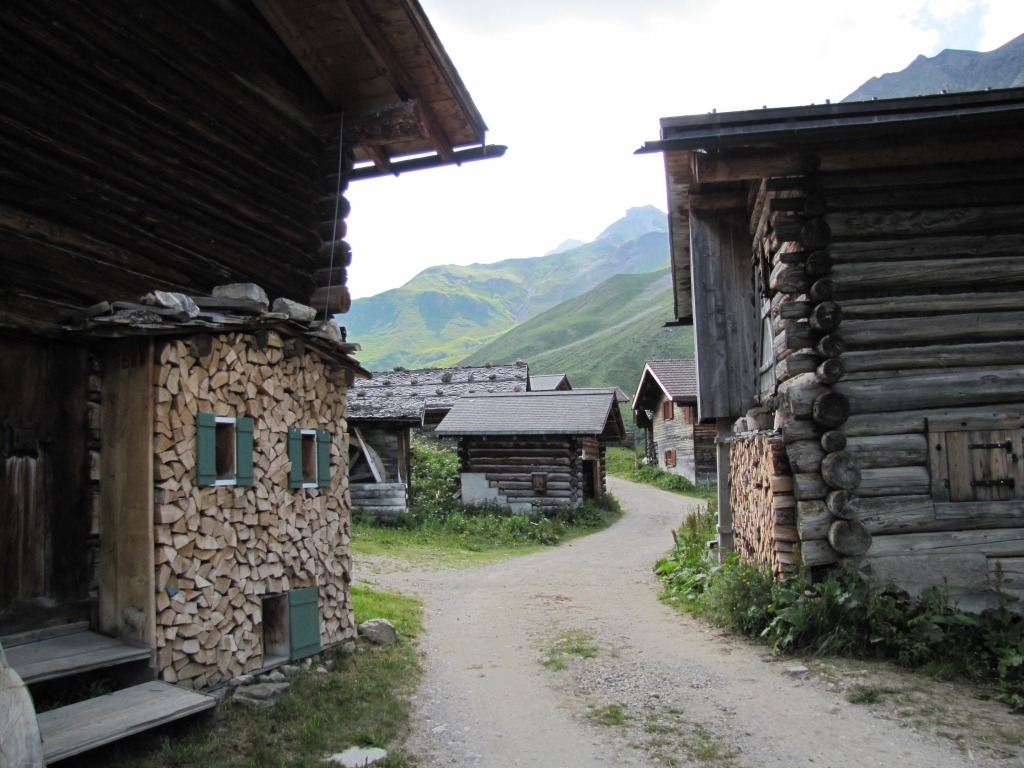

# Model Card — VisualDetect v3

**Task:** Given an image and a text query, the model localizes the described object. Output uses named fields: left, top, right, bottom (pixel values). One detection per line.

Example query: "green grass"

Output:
left=541, top=629, right=599, bottom=671
left=67, top=586, right=422, bottom=768
left=590, top=703, right=630, bottom=726
left=605, top=446, right=716, bottom=500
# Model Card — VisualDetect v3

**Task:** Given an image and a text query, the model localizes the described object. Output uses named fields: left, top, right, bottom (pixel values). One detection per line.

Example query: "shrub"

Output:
left=655, top=520, right=1024, bottom=711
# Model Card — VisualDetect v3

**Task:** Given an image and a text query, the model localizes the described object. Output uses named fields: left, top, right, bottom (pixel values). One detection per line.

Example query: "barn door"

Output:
left=0, top=339, right=89, bottom=627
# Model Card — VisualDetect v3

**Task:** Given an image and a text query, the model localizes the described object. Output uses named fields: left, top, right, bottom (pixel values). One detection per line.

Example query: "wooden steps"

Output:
left=38, top=680, right=216, bottom=763
left=4, top=623, right=152, bottom=684
left=2, top=625, right=217, bottom=762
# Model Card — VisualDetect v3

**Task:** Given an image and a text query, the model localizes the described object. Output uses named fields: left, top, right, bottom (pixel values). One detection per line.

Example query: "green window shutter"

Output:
left=196, top=412, right=217, bottom=486
left=316, top=430, right=331, bottom=487
left=288, top=587, right=321, bottom=660
left=288, top=427, right=303, bottom=488
left=235, top=417, right=255, bottom=486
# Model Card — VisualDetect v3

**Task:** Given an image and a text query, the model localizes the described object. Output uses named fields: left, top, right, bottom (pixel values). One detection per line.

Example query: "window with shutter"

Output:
left=662, top=400, right=674, bottom=421
left=664, top=448, right=676, bottom=468
left=289, top=427, right=332, bottom=488
left=928, top=417, right=1024, bottom=518
left=196, top=412, right=254, bottom=487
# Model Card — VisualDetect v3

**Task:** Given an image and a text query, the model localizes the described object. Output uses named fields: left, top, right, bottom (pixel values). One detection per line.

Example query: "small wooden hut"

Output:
left=638, top=88, right=1024, bottom=609
left=632, top=360, right=716, bottom=484
left=435, top=391, right=625, bottom=513
left=347, top=364, right=529, bottom=519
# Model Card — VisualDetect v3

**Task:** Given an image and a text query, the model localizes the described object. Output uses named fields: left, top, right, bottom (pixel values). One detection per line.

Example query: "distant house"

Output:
left=632, top=360, right=716, bottom=484
left=530, top=373, right=572, bottom=391
left=638, top=87, right=1024, bottom=609
left=435, top=391, right=625, bottom=512
left=347, top=364, right=529, bottom=518
left=0, top=0, right=495, bottom=759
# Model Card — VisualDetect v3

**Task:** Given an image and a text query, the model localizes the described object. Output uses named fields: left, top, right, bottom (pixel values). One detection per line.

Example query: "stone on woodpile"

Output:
left=231, top=681, right=291, bottom=709
left=358, top=619, right=399, bottom=646
left=271, top=297, right=317, bottom=322
left=140, top=290, right=200, bottom=318
left=212, top=282, right=269, bottom=309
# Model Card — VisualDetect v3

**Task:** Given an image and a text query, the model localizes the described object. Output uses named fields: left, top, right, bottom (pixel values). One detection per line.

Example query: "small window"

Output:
left=197, top=413, right=254, bottom=486
left=662, top=400, right=674, bottom=421
left=289, top=428, right=331, bottom=489
left=664, top=448, right=676, bottom=468
left=929, top=418, right=1024, bottom=516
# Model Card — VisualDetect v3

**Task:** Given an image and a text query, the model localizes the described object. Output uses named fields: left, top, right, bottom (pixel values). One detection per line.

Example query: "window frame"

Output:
left=197, top=412, right=254, bottom=487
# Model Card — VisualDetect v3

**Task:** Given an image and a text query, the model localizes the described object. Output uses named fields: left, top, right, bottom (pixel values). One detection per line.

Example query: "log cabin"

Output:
left=435, top=390, right=625, bottom=513
left=638, top=87, right=1024, bottom=608
left=347, top=363, right=530, bottom=520
left=0, top=0, right=496, bottom=759
left=632, top=360, right=716, bottom=485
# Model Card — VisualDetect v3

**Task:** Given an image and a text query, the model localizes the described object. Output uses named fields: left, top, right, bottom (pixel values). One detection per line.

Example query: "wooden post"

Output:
left=716, top=420, right=734, bottom=560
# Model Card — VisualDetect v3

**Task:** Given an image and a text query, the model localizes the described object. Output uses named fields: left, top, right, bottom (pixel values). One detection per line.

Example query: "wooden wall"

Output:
left=652, top=399, right=698, bottom=482
left=0, top=337, right=90, bottom=632
left=0, top=0, right=348, bottom=336
left=742, top=143, right=1024, bottom=610
left=457, top=435, right=595, bottom=511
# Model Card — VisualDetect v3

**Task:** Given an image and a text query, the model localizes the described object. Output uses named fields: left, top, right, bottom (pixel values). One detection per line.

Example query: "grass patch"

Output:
left=846, top=684, right=898, bottom=705
left=67, top=587, right=422, bottom=768
left=590, top=703, right=630, bottom=726
left=605, top=446, right=716, bottom=500
left=541, top=629, right=598, bottom=671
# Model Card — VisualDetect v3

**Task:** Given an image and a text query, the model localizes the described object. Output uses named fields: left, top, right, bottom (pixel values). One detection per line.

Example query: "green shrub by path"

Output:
left=605, top=445, right=716, bottom=500
left=655, top=508, right=1024, bottom=712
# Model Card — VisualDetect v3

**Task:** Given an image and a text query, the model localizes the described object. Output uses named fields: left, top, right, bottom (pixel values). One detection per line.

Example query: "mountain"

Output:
left=843, top=32, right=1024, bottom=101
left=344, top=206, right=668, bottom=370
left=460, top=265, right=694, bottom=398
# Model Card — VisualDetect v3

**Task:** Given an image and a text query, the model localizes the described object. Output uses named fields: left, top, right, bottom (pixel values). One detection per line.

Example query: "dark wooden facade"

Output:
left=640, top=88, right=1024, bottom=610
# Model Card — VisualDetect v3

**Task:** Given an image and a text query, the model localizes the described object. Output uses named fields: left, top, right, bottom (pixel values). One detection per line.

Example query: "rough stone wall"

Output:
left=150, top=332, right=354, bottom=689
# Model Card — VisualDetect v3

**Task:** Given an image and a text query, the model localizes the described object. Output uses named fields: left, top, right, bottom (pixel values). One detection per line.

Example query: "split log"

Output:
left=826, top=490, right=860, bottom=520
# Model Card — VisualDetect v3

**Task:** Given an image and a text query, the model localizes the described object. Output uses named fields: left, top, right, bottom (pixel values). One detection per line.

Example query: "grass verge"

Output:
left=605, top=445, right=716, bottom=500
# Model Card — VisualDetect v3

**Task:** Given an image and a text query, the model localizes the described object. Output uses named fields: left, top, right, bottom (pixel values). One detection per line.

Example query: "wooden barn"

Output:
left=638, top=88, right=1024, bottom=610
left=632, top=360, right=716, bottom=485
left=347, top=363, right=530, bottom=520
left=0, top=0, right=495, bottom=760
left=435, top=391, right=625, bottom=513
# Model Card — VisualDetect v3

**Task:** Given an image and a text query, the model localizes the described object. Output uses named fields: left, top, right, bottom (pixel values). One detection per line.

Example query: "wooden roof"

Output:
left=636, top=87, right=1024, bottom=325
left=253, top=0, right=493, bottom=176
left=348, top=364, right=529, bottom=422
left=632, top=359, right=697, bottom=413
left=529, top=373, right=571, bottom=391
left=436, top=391, right=625, bottom=440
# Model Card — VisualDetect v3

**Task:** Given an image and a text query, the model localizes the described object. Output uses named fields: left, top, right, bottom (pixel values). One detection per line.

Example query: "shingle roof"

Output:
left=348, top=363, right=529, bottom=421
left=530, top=373, right=571, bottom=391
left=435, top=391, right=623, bottom=438
left=631, top=359, right=697, bottom=412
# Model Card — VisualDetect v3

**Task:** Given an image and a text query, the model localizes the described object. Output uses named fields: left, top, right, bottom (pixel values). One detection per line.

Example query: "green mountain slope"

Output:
left=344, top=206, right=668, bottom=370
left=461, top=266, right=695, bottom=397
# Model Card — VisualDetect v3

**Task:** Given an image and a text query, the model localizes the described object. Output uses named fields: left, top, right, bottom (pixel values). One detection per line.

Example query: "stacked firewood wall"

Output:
left=151, top=332, right=354, bottom=689
left=728, top=432, right=795, bottom=575
left=761, top=155, right=1024, bottom=571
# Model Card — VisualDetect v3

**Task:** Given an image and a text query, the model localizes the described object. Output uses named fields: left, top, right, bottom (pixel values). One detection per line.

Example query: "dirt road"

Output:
left=358, top=477, right=1023, bottom=767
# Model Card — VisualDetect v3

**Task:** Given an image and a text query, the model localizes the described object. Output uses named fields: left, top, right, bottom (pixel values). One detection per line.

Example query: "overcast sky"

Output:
left=344, top=0, right=1024, bottom=299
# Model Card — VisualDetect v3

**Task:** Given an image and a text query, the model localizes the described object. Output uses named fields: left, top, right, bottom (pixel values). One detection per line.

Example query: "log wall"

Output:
left=653, top=399, right=698, bottom=483
left=0, top=0, right=352, bottom=336
left=457, top=435, right=592, bottom=511
left=143, top=332, right=353, bottom=689
left=750, top=152, right=1024, bottom=610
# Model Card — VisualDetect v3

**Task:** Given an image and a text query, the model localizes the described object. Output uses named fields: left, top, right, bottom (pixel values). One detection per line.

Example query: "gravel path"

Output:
left=357, top=477, right=1024, bottom=767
